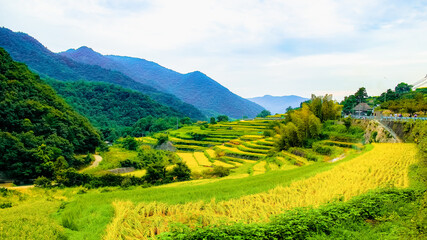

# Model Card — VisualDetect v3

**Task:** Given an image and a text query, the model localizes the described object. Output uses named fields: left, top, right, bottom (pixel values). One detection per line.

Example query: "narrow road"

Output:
left=87, top=154, right=103, bottom=169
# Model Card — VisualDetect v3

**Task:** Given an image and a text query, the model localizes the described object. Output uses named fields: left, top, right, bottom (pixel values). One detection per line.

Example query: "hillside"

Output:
left=60, top=47, right=265, bottom=118
left=0, top=27, right=205, bottom=119
left=247, top=94, right=309, bottom=114
left=46, top=79, right=184, bottom=140
left=0, top=48, right=101, bottom=179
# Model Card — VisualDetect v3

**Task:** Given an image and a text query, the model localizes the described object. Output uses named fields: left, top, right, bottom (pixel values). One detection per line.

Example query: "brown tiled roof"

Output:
left=353, top=103, right=372, bottom=111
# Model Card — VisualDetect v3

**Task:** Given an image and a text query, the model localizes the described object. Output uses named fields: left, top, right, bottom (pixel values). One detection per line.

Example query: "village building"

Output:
left=353, top=102, right=373, bottom=116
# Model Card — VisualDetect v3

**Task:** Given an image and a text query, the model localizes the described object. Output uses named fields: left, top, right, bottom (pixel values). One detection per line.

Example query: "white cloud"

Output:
left=1, top=0, right=427, bottom=101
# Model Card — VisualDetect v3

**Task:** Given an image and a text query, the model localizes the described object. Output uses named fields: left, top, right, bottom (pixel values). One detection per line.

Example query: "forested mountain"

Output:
left=247, top=95, right=309, bottom=114
left=46, top=79, right=184, bottom=140
left=60, top=47, right=265, bottom=118
left=0, top=27, right=205, bottom=119
left=0, top=48, right=101, bottom=179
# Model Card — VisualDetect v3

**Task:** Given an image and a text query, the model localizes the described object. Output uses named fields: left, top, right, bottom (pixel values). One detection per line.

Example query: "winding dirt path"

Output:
left=87, top=154, right=103, bottom=169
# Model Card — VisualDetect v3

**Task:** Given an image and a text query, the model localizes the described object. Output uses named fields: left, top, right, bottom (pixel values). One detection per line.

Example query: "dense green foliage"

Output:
left=274, top=104, right=322, bottom=150
left=0, top=48, right=101, bottom=179
left=379, top=89, right=427, bottom=114
left=341, top=87, right=368, bottom=114
left=131, top=116, right=187, bottom=137
left=321, top=120, right=364, bottom=143
left=309, top=94, right=342, bottom=122
left=217, top=115, right=229, bottom=122
left=257, top=110, right=271, bottom=118
left=46, top=79, right=184, bottom=140
left=341, top=83, right=427, bottom=114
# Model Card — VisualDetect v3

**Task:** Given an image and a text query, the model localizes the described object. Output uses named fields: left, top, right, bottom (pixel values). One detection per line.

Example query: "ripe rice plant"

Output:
left=177, top=153, right=207, bottom=172
left=252, top=161, right=267, bottom=175
left=193, top=152, right=212, bottom=166
left=104, top=143, right=419, bottom=240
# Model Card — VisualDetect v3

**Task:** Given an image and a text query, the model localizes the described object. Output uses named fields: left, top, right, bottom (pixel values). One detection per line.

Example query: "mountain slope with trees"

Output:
left=0, top=27, right=204, bottom=119
left=0, top=48, right=101, bottom=179
left=46, top=79, right=185, bottom=140
left=60, top=47, right=265, bottom=118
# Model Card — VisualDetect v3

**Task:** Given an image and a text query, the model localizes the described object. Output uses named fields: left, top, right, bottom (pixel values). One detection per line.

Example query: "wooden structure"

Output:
left=353, top=103, right=373, bottom=116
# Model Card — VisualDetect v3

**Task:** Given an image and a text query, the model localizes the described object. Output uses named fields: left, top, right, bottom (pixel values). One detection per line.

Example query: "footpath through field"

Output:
left=81, top=154, right=103, bottom=171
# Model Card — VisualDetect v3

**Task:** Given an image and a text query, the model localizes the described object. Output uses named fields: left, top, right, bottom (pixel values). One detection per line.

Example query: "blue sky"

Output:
left=1, top=0, right=427, bottom=100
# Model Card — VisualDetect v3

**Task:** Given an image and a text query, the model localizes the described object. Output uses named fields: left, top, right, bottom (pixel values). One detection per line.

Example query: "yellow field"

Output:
left=121, top=169, right=147, bottom=177
left=212, top=160, right=234, bottom=168
left=205, top=149, right=216, bottom=158
left=276, top=157, right=298, bottom=170
left=268, top=162, right=280, bottom=170
left=177, top=153, right=208, bottom=172
left=193, top=152, right=212, bottom=166
left=104, top=143, right=419, bottom=240
left=252, top=161, right=266, bottom=175
left=217, top=145, right=265, bottom=156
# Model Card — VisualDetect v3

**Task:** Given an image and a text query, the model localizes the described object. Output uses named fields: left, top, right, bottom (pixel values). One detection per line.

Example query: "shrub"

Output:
left=312, top=143, right=333, bottom=155
left=155, top=133, right=169, bottom=147
left=169, top=162, right=191, bottom=181
left=203, top=166, right=230, bottom=178
left=34, top=176, right=51, bottom=188
left=370, top=131, right=378, bottom=143
left=122, top=136, right=138, bottom=150
left=0, top=202, right=12, bottom=209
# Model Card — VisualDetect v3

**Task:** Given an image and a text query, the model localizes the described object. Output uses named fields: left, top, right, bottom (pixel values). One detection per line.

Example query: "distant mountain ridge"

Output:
left=0, top=27, right=205, bottom=119
left=247, top=95, right=309, bottom=114
left=60, top=46, right=265, bottom=118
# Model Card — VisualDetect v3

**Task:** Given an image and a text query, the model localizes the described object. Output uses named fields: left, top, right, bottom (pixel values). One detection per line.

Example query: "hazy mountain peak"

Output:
left=247, top=95, right=309, bottom=114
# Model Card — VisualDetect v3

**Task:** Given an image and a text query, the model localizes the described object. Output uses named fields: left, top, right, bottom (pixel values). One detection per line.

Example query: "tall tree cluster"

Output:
left=0, top=48, right=101, bottom=179
left=274, top=95, right=342, bottom=150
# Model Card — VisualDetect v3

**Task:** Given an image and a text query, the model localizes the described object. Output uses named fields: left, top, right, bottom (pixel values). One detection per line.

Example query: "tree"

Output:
left=144, top=163, right=167, bottom=184
left=179, top=117, right=192, bottom=125
left=257, top=110, right=271, bottom=118
left=168, top=162, right=191, bottom=181
left=341, top=95, right=357, bottom=114
left=155, top=133, right=169, bottom=147
left=354, top=87, right=368, bottom=103
left=395, top=82, right=412, bottom=95
left=378, top=89, right=398, bottom=103
left=210, top=117, right=217, bottom=124
left=122, top=136, right=138, bottom=150
left=274, top=104, right=321, bottom=150
left=217, top=115, right=229, bottom=122
left=308, top=94, right=342, bottom=122
left=343, top=117, right=352, bottom=130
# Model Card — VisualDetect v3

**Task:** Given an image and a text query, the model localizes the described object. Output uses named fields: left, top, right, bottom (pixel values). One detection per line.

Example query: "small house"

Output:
left=353, top=103, right=373, bottom=116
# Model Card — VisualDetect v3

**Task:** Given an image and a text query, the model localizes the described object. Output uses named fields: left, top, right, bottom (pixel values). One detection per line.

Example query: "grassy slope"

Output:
left=59, top=145, right=372, bottom=240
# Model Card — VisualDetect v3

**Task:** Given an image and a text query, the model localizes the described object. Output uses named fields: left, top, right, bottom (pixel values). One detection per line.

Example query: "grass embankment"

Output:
left=104, top=143, right=417, bottom=239
left=82, top=147, right=138, bottom=175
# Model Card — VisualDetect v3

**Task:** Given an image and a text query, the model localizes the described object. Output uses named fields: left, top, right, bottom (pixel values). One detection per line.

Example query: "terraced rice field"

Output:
left=177, top=153, right=207, bottom=172
left=193, top=152, right=212, bottom=166
left=105, top=143, right=419, bottom=240
left=141, top=120, right=357, bottom=178
left=252, top=161, right=267, bottom=175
